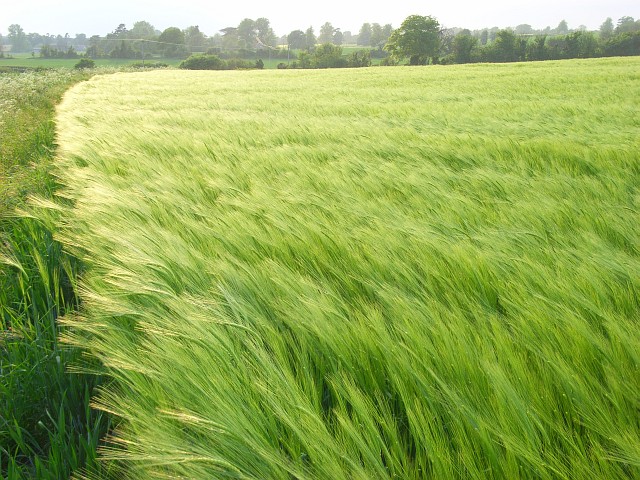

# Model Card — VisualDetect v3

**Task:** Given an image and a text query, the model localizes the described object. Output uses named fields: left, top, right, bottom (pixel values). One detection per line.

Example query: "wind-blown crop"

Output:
left=52, top=59, right=639, bottom=479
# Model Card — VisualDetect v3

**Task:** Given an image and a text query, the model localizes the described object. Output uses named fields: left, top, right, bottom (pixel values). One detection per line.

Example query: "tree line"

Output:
left=1, top=15, right=639, bottom=66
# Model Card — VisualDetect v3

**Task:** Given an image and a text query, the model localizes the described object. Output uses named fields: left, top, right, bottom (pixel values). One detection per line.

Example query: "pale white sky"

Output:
left=1, top=0, right=637, bottom=37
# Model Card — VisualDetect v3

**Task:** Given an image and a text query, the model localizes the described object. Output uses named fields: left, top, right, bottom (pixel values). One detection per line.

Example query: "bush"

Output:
left=255, top=58, right=264, bottom=69
left=224, top=58, right=254, bottom=70
left=277, top=62, right=288, bottom=69
left=179, top=54, right=226, bottom=70
left=379, top=57, right=399, bottom=66
left=74, top=58, right=95, bottom=69
left=348, top=50, right=372, bottom=67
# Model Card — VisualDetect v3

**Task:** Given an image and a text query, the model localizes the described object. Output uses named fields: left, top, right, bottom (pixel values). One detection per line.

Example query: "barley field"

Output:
left=51, top=58, right=639, bottom=479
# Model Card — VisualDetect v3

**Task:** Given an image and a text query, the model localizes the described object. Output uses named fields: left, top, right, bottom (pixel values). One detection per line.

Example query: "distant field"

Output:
left=0, top=54, right=183, bottom=68
left=0, top=50, right=378, bottom=69
left=53, top=58, right=639, bottom=479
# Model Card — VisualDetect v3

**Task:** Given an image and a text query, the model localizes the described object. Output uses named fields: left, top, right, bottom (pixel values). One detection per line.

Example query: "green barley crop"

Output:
left=51, top=58, right=639, bottom=479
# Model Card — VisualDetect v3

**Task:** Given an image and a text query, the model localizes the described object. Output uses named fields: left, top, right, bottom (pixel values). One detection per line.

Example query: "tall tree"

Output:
left=255, top=18, right=276, bottom=47
left=599, top=18, right=614, bottom=40
left=382, top=24, right=393, bottom=42
left=371, top=23, right=384, bottom=47
left=237, top=18, right=256, bottom=49
left=110, top=23, right=128, bottom=38
left=287, top=30, right=306, bottom=50
left=385, top=15, right=441, bottom=65
left=556, top=20, right=569, bottom=35
left=8, top=24, right=29, bottom=52
left=130, top=21, right=156, bottom=39
left=158, top=27, right=185, bottom=56
left=220, top=27, right=238, bottom=50
left=452, top=31, right=477, bottom=63
left=615, top=16, right=637, bottom=34
left=358, top=23, right=372, bottom=46
left=305, top=27, right=316, bottom=51
left=333, top=29, right=344, bottom=46
left=515, top=24, right=533, bottom=35
left=184, top=26, right=205, bottom=51
left=319, top=22, right=335, bottom=44
left=491, top=29, right=518, bottom=62
left=480, top=29, right=489, bottom=45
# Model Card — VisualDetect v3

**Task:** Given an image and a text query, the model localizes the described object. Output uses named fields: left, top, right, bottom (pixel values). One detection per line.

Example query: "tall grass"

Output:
left=0, top=69, right=112, bottom=479
left=52, top=58, right=639, bottom=479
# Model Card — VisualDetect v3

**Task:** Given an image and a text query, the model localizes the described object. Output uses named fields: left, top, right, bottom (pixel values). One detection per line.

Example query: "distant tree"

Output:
left=385, top=15, right=441, bottom=65
left=515, top=24, right=534, bottom=35
left=237, top=18, right=256, bottom=49
left=131, top=21, right=156, bottom=39
left=491, top=29, right=520, bottom=62
left=110, top=23, right=128, bottom=38
left=158, top=27, right=186, bottom=56
left=358, top=23, right=372, bottom=46
left=319, top=22, right=335, bottom=44
left=297, top=51, right=312, bottom=68
left=525, top=35, right=547, bottom=61
left=255, top=18, right=277, bottom=47
left=452, top=31, right=477, bottom=63
left=342, top=31, right=354, bottom=44
left=382, top=24, right=393, bottom=42
left=305, top=27, right=316, bottom=51
left=599, top=18, right=614, bottom=40
left=604, top=30, right=640, bottom=56
left=479, top=29, right=489, bottom=45
left=565, top=30, right=599, bottom=58
left=74, top=58, right=95, bottom=69
left=56, top=34, right=69, bottom=50
left=615, top=16, right=638, bottom=34
left=185, top=26, right=205, bottom=51
left=220, top=27, right=238, bottom=51
left=439, top=28, right=456, bottom=59
left=313, top=43, right=347, bottom=68
left=8, top=24, right=29, bottom=52
left=287, top=30, right=306, bottom=50
left=555, top=20, right=569, bottom=35
left=488, top=27, right=499, bottom=43
left=333, top=29, right=344, bottom=45
left=110, top=40, right=135, bottom=58
left=86, top=35, right=101, bottom=57
left=255, top=58, right=264, bottom=69
left=347, top=49, right=371, bottom=67
left=75, top=33, right=87, bottom=44
left=371, top=23, right=384, bottom=47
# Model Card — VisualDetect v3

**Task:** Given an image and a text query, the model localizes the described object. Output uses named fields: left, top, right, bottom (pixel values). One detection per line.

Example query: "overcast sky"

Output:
left=1, top=0, right=637, bottom=37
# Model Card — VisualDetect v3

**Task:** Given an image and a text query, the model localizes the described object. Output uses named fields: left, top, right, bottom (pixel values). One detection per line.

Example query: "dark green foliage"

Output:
left=255, top=58, right=264, bottom=69
left=74, top=58, right=95, bottom=69
left=313, top=43, right=347, bottom=68
left=347, top=49, right=371, bottom=67
left=40, top=45, right=79, bottom=59
left=179, top=54, right=256, bottom=70
left=179, top=54, right=226, bottom=70
left=385, top=15, right=441, bottom=65
left=224, top=58, right=254, bottom=69
left=452, top=33, right=478, bottom=64
left=604, top=31, right=640, bottom=56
